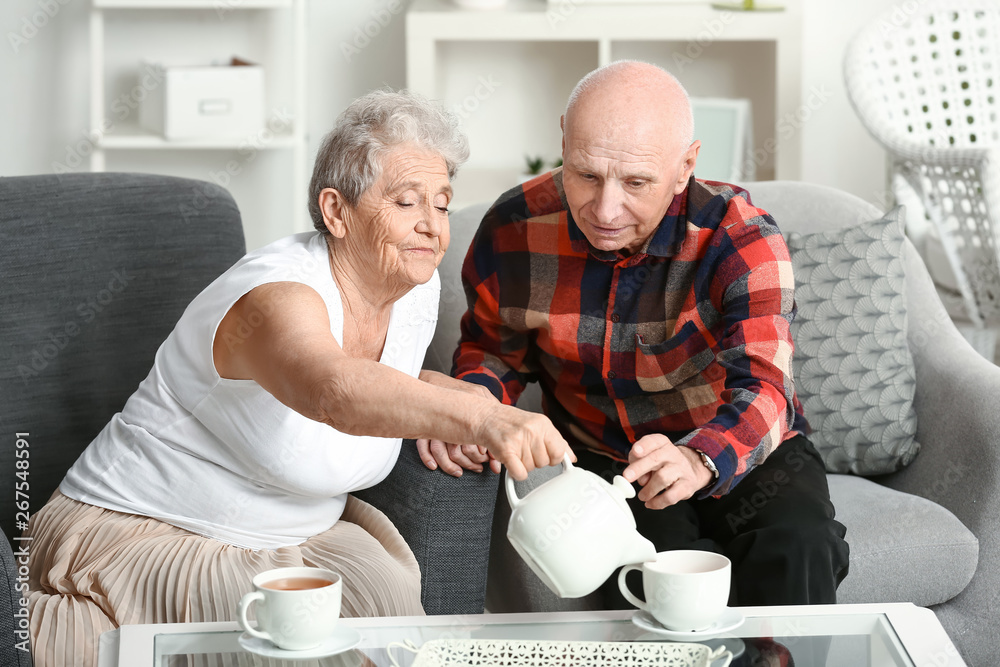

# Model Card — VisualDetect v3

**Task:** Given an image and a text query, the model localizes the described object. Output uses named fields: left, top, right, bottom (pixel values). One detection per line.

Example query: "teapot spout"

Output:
left=623, top=534, right=657, bottom=567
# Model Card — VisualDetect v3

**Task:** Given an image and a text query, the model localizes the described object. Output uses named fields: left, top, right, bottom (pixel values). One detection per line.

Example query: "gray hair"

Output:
left=308, top=88, right=470, bottom=233
left=565, top=60, right=695, bottom=147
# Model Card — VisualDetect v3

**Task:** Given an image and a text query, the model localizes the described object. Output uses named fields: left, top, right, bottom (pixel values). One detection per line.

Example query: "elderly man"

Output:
left=419, top=61, right=849, bottom=606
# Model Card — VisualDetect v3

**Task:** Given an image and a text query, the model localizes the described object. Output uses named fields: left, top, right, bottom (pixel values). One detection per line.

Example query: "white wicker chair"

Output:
left=844, top=0, right=1000, bottom=338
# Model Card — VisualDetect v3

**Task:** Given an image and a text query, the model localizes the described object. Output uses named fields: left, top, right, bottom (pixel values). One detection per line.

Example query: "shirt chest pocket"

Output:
left=634, top=322, right=716, bottom=393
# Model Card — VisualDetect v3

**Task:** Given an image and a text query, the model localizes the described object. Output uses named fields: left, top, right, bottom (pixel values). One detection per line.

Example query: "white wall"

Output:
left=1, top=0, right=89, bottom=178
left=0, top=0, right=410, bottom=250
left=1, top=0, right=903, bottom=249
left=799, top=0, right=902, bottom=207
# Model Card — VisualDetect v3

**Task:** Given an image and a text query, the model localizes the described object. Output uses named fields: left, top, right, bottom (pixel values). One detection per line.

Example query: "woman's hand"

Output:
left=413, top=373, right=573, bottom=479
left=472, top=402, right=574, bottom=481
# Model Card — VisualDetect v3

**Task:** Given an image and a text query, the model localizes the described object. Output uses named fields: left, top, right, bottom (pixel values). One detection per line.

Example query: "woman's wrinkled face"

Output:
left=349, top=144, right=452, bottom=287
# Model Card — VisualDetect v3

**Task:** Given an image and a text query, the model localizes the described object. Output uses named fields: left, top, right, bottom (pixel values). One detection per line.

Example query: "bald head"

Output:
left=564, top=61, right=694, bottom=157
left=559, top=61, right=701, bottom=255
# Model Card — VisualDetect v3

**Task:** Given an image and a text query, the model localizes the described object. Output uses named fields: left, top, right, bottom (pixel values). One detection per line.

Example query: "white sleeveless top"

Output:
left=61, top=232, right=439, bottom=549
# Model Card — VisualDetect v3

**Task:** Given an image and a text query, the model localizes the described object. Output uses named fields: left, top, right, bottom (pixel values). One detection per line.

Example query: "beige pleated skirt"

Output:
left=25, top=490, right=424, bottom=667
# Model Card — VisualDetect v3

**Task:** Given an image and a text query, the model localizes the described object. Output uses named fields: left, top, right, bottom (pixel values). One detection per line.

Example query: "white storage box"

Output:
left=139, top=57, right=265, bottom=141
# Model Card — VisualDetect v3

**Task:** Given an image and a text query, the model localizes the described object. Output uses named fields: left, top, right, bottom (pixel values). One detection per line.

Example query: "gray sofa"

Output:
left=2, top=174, right=995, bottom=665
left=0, top=173, right=248, bottom=665
left=372, top=181, right=995, bottom=665
left=0, top=172, right=504, bottom=659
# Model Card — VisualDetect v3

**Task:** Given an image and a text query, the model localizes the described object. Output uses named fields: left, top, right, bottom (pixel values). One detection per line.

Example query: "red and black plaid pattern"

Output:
left=454, top=170, right=808, bottom=496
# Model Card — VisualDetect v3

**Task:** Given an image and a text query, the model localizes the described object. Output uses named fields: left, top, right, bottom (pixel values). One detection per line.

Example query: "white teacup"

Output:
left=237, top=566, right=343, bottom=650
left=618, top=550, right=731, bottom=632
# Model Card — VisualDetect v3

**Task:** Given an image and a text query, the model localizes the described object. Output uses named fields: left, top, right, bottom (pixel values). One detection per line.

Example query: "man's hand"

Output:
left=415, top=371, right=501, bottom=476
left=413, top=371, right=573, bottom=480
left=622, top=434, right=713, bottom=509
left=416, top=439, right=501, bottom=476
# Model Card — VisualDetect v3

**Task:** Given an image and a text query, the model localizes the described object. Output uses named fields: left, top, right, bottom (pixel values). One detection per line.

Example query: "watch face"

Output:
left=698, top=452, right=718, bottom=477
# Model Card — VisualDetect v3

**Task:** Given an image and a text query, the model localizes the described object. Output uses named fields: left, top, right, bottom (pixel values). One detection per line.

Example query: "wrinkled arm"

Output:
left=214, top=281, right=498, bottom=444
left=216, top=282, right=567, bottom=479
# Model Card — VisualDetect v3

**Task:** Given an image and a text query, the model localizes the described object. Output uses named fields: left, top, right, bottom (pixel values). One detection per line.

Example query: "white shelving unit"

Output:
left=406, top=0, right=803, bottom=208
left=88, top=0, right=309, bottom=244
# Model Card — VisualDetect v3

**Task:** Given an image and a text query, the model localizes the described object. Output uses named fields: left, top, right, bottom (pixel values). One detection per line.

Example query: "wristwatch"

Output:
left=695, top=450, right=719, bottom=479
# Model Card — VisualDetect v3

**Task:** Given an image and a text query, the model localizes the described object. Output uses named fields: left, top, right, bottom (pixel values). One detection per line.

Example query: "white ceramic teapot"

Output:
left=506, top=454, right=657, bottom=598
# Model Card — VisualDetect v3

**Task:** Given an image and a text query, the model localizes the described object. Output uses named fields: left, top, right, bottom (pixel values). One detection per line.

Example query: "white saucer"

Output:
left=631, top=608, right=745, bottom=639
left=238, top=625, right=362, bottom=660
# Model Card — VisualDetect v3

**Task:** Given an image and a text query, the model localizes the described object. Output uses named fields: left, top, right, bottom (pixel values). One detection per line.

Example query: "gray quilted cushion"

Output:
left=786, top=207, right=920, bottom=474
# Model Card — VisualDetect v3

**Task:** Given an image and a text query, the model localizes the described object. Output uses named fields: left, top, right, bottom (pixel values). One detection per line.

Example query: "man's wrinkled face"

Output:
left=561, top=97, right=699, bottom=255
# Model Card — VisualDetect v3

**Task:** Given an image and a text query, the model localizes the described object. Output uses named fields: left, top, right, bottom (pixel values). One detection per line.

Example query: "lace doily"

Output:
left=388, top=639, right=732, bottom=667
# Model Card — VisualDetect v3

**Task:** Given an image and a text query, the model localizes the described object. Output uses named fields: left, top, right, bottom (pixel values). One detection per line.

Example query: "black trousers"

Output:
left=575, top=435, right=850, bottom=608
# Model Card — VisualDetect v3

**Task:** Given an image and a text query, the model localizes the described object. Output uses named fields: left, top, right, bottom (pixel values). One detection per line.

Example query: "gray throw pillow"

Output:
left=786, top=207, right=919, bottom=475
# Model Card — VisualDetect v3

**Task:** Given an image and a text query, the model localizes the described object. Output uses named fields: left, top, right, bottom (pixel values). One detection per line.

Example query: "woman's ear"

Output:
left=319, top=188, right=349, bottom=239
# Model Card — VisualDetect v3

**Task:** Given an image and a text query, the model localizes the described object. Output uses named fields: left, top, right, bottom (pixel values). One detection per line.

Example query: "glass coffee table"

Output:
left=97, top=603, right=966, bottom=666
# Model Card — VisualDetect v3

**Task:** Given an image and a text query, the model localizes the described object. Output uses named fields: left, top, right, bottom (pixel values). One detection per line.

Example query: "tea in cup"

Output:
left=618, top=550, right=731, bottom=632
left=238, top=566, right=343, bottom=650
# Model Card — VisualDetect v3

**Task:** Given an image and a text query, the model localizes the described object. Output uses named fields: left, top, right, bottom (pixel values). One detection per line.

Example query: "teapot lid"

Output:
left=607, top=474, right=637, bottom=513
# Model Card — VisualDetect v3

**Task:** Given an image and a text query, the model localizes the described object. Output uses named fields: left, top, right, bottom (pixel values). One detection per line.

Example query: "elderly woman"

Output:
left=25, top=89, right=570, bottom=667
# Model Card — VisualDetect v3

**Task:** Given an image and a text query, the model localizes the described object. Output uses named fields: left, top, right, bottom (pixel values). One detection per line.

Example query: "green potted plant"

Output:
left=525, top=155, right=545, bottom=175
left=521, top=156, right=562, bottom=183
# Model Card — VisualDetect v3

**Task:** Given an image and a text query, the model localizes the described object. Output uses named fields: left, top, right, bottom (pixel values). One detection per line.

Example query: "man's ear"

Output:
left=560, top=114, right=566, bottom=156
left=318, top=188, right=349, bottom=239
left=674, top=140, right=701, bottom=195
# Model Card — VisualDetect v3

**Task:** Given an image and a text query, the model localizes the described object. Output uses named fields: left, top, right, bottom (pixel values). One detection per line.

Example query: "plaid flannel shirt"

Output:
left=453, top=170, right=809, bottom=497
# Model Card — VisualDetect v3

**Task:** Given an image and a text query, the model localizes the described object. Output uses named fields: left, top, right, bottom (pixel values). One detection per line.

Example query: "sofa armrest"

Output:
left=881, top=244, right=1000, bottom=534
left=354, top=440, right=501, bottom=615
left=868, top=243, right=1000, bottom=664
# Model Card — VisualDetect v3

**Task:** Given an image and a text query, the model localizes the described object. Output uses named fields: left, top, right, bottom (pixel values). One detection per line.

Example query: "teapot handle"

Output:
left=505, top=453, right=574, bottom=509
